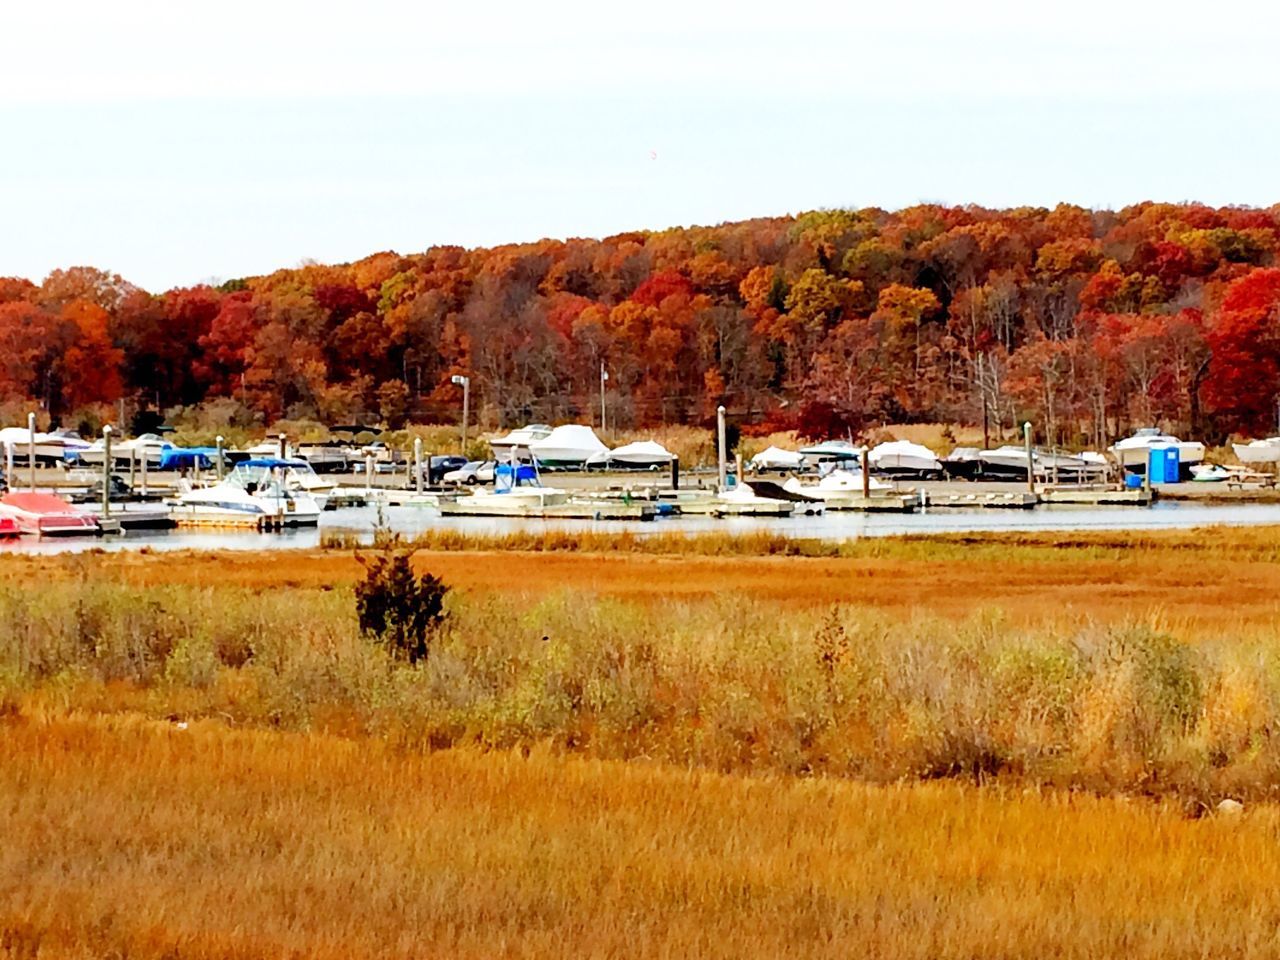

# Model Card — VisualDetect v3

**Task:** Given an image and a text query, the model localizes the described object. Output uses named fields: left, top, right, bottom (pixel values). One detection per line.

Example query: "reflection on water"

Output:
left=6, top=501, right=1280, bottom=555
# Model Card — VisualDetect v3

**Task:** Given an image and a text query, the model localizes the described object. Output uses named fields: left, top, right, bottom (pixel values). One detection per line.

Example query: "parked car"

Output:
left=442, top=460, right=497, bottom=485
left=425, top=455, right=469, bottom=484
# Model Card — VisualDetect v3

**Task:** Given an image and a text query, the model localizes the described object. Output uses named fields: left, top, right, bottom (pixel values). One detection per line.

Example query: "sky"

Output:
left=3, top=0, right=1280, bottom=291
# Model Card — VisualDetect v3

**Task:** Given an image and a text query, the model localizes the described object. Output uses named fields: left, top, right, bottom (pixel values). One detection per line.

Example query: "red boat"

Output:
left=0, top=492, right=100, bottom=536
left=0, top=516, right=18, bottom=539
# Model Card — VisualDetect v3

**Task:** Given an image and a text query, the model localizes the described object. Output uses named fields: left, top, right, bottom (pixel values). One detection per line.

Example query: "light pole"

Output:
left=716, top=405, right=727, bottom=491
left=451, top=375, right=470, bottom=454
left=600, top=363, right=609, bottom=433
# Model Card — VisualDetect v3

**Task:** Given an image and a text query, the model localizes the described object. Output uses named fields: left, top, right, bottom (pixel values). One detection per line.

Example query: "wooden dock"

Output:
left=89, top=505, right=176, bottom=530
left=921, top=491, right=1038, bottom=509
left=820, top=494, right=919, bottom=513
left=1039, top=487, right=1153, bottom=506
left=674, top=497, right=794, bottom=518
left=439, top=499, right=657, bottom=520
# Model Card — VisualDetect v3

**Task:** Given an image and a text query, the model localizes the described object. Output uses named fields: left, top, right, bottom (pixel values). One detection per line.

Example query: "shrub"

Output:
left=354, top=548, right=449, bottom=664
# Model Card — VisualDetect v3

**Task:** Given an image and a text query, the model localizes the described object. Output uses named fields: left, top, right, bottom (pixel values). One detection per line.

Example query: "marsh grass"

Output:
left=3, top=568, right=1280, bottom=801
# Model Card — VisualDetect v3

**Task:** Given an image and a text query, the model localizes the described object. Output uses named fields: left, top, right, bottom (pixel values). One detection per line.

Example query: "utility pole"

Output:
left=600, top=363, right=609, bottom=434
left=451, top=375, right=470, bottom=453
left=978, top=352, right=990, bottom=451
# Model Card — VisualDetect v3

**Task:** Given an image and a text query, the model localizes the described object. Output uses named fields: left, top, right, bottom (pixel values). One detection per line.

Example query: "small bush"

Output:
left=354, top=548, right=449, bottom=664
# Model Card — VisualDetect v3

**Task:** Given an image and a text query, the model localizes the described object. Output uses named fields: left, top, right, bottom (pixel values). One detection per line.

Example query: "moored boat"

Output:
left=0, top=492, right=101, bottom=536
left=172, top=460, right=322, bottom=527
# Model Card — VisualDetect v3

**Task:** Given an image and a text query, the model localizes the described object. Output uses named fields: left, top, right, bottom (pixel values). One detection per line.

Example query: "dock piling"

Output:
left=101, top=425, right=112, bottom=520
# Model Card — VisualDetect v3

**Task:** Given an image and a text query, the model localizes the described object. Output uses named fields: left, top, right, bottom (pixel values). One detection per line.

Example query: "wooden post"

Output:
left=215, top=436, right=225, bottom=481
left=414, top=437, right=423, bottom=494
left=861, top=447, right=871, bottom=499
left=101, top=426, right=112, bottom=520
left=1023, top=421, right=1034, bottom=493
left=27, top=412, right=36, bottom=491
left=140, top=441, right=148, bottom=497
left=277, top=433, right=287, bottom=460
left=735, top=453, right=744, bottom=489
left=670, top=454, right=679, bottom=490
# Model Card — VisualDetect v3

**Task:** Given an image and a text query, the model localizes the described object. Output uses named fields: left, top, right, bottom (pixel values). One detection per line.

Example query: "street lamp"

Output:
left=600, top=363, right=609, bottom=433
left=451, top=375, right=470, bottom=453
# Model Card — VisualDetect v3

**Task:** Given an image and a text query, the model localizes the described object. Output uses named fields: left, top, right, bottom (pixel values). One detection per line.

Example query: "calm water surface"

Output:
left=6, top=501, right=1280, bottom=555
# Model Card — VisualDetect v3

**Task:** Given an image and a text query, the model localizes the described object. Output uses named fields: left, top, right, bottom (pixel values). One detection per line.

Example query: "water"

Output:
left=6, top=500, right=1280, bottom=554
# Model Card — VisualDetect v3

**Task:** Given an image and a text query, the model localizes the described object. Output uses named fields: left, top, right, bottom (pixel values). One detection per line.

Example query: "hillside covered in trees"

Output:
left=4, top=202, right=1280, bottom=444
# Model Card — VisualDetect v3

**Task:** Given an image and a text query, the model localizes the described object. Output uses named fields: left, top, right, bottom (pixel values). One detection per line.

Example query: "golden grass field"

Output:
left=4, top=529, right=1280, bottom=957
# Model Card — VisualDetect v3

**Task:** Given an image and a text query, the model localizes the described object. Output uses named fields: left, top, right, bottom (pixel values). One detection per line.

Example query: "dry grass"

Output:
left=4, top=712, right=1280, bottom=960
left=6, top=533, right=1280, bottom=957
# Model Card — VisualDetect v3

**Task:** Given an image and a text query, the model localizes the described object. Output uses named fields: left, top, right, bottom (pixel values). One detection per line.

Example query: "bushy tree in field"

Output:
left=354, top=547, right=448, bottom=665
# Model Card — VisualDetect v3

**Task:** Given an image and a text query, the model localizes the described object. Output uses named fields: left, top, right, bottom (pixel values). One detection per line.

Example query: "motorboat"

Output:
left=976, top=445, right=1034, bottom=480
left=172, top=460, right=322, bottom=526
left=461, top=462, right=568, bottom=508
left=296, top=442, right=351, bottom=474
left=1233, top=438, right=1280, bottom=465
left=527, top=425, right=609, bottom=467
left=869, top=440, right=943, bottom=478
left=231, top=458, right=335, bottom=510
left=75, top=433, right=171, bottom=469
left=599, top=440, right=674, bottom=469
left=1109, top=428, right=1205, bottom=475
left=0, top=427, right=90, bottom=465
left=749, top=446, right=806, bottom=473
left=782, top=468, right=892, bottom=500
left=0, top=492, right=101, bottom=536
left=797, top=439, right=864, bottom=463
left=489, top=423, right=552, bottom=459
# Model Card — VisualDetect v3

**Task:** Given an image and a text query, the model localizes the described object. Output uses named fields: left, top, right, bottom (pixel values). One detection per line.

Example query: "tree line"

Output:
left=4, top=201, right=1280, bottom=443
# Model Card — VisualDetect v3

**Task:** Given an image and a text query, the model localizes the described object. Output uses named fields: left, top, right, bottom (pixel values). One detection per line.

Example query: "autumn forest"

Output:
left=5, top=201, right=1280, bottom=443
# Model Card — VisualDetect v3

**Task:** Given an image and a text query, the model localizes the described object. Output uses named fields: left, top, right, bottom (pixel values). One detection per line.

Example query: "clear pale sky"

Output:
left=3, top=0, right=1279, bottom=292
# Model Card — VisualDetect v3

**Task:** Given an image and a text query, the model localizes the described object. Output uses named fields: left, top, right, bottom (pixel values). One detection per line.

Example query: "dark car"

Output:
left=425, top=455, right=469, bottom=484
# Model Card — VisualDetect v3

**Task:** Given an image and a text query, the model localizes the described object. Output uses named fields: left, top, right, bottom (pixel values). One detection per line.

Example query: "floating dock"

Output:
left=921, top=491, right=1039, bottom=509
left=89, top=505, right=176, bottom=530
left=819, top=494, right=919, bottom=513
left=1039, top=487, right=1153, bottom=506
left=439, top=499, right=657, bottom=520
left=673, top=497, right=794, bottom=518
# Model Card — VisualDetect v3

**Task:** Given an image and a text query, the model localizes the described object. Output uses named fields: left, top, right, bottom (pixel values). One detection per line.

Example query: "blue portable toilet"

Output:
left=1148, top=445, right=1180, bottom=483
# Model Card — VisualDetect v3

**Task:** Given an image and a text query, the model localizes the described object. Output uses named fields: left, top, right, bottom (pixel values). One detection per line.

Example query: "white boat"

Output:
left=600, top=440, right=674, bottom=468
left=296, top=443, right=351, bottom=474
left=783, top=469, right=892, bottom=500
left=227, top=457, right=336, bottom=509
left=489, top=423, right=552, bottom=459
left=869, top=440, right=942, bottom=477
left=0, top=427, right=90, bottom=465
left=1233, top=438, right=1280, bottom=464
left=1191, top=463, right=1232, bottom=482
left=172, top=460, right=322, bottom=526
left=1109, top=428, right=1205, bottom=473
left=528, top=425, right=609, bottom=467
left=797, top=439, right=864, bottom=462
left=750, top=445, right=806, bottom=472
left=76, top=433, right=171, bottom=469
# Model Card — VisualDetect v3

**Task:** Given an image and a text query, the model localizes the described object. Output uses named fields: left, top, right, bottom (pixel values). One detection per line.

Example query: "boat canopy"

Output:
left=238, top=458, right=313, bottom=470
left=797, top=439, right=863, bottom=459
left=751, top=445, right=805, bottom=468
left=605, top=440, right=674, bottom=463
left=159, top=446, right=220, bottom=470
left=527, top=425, right=609, bottom=463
